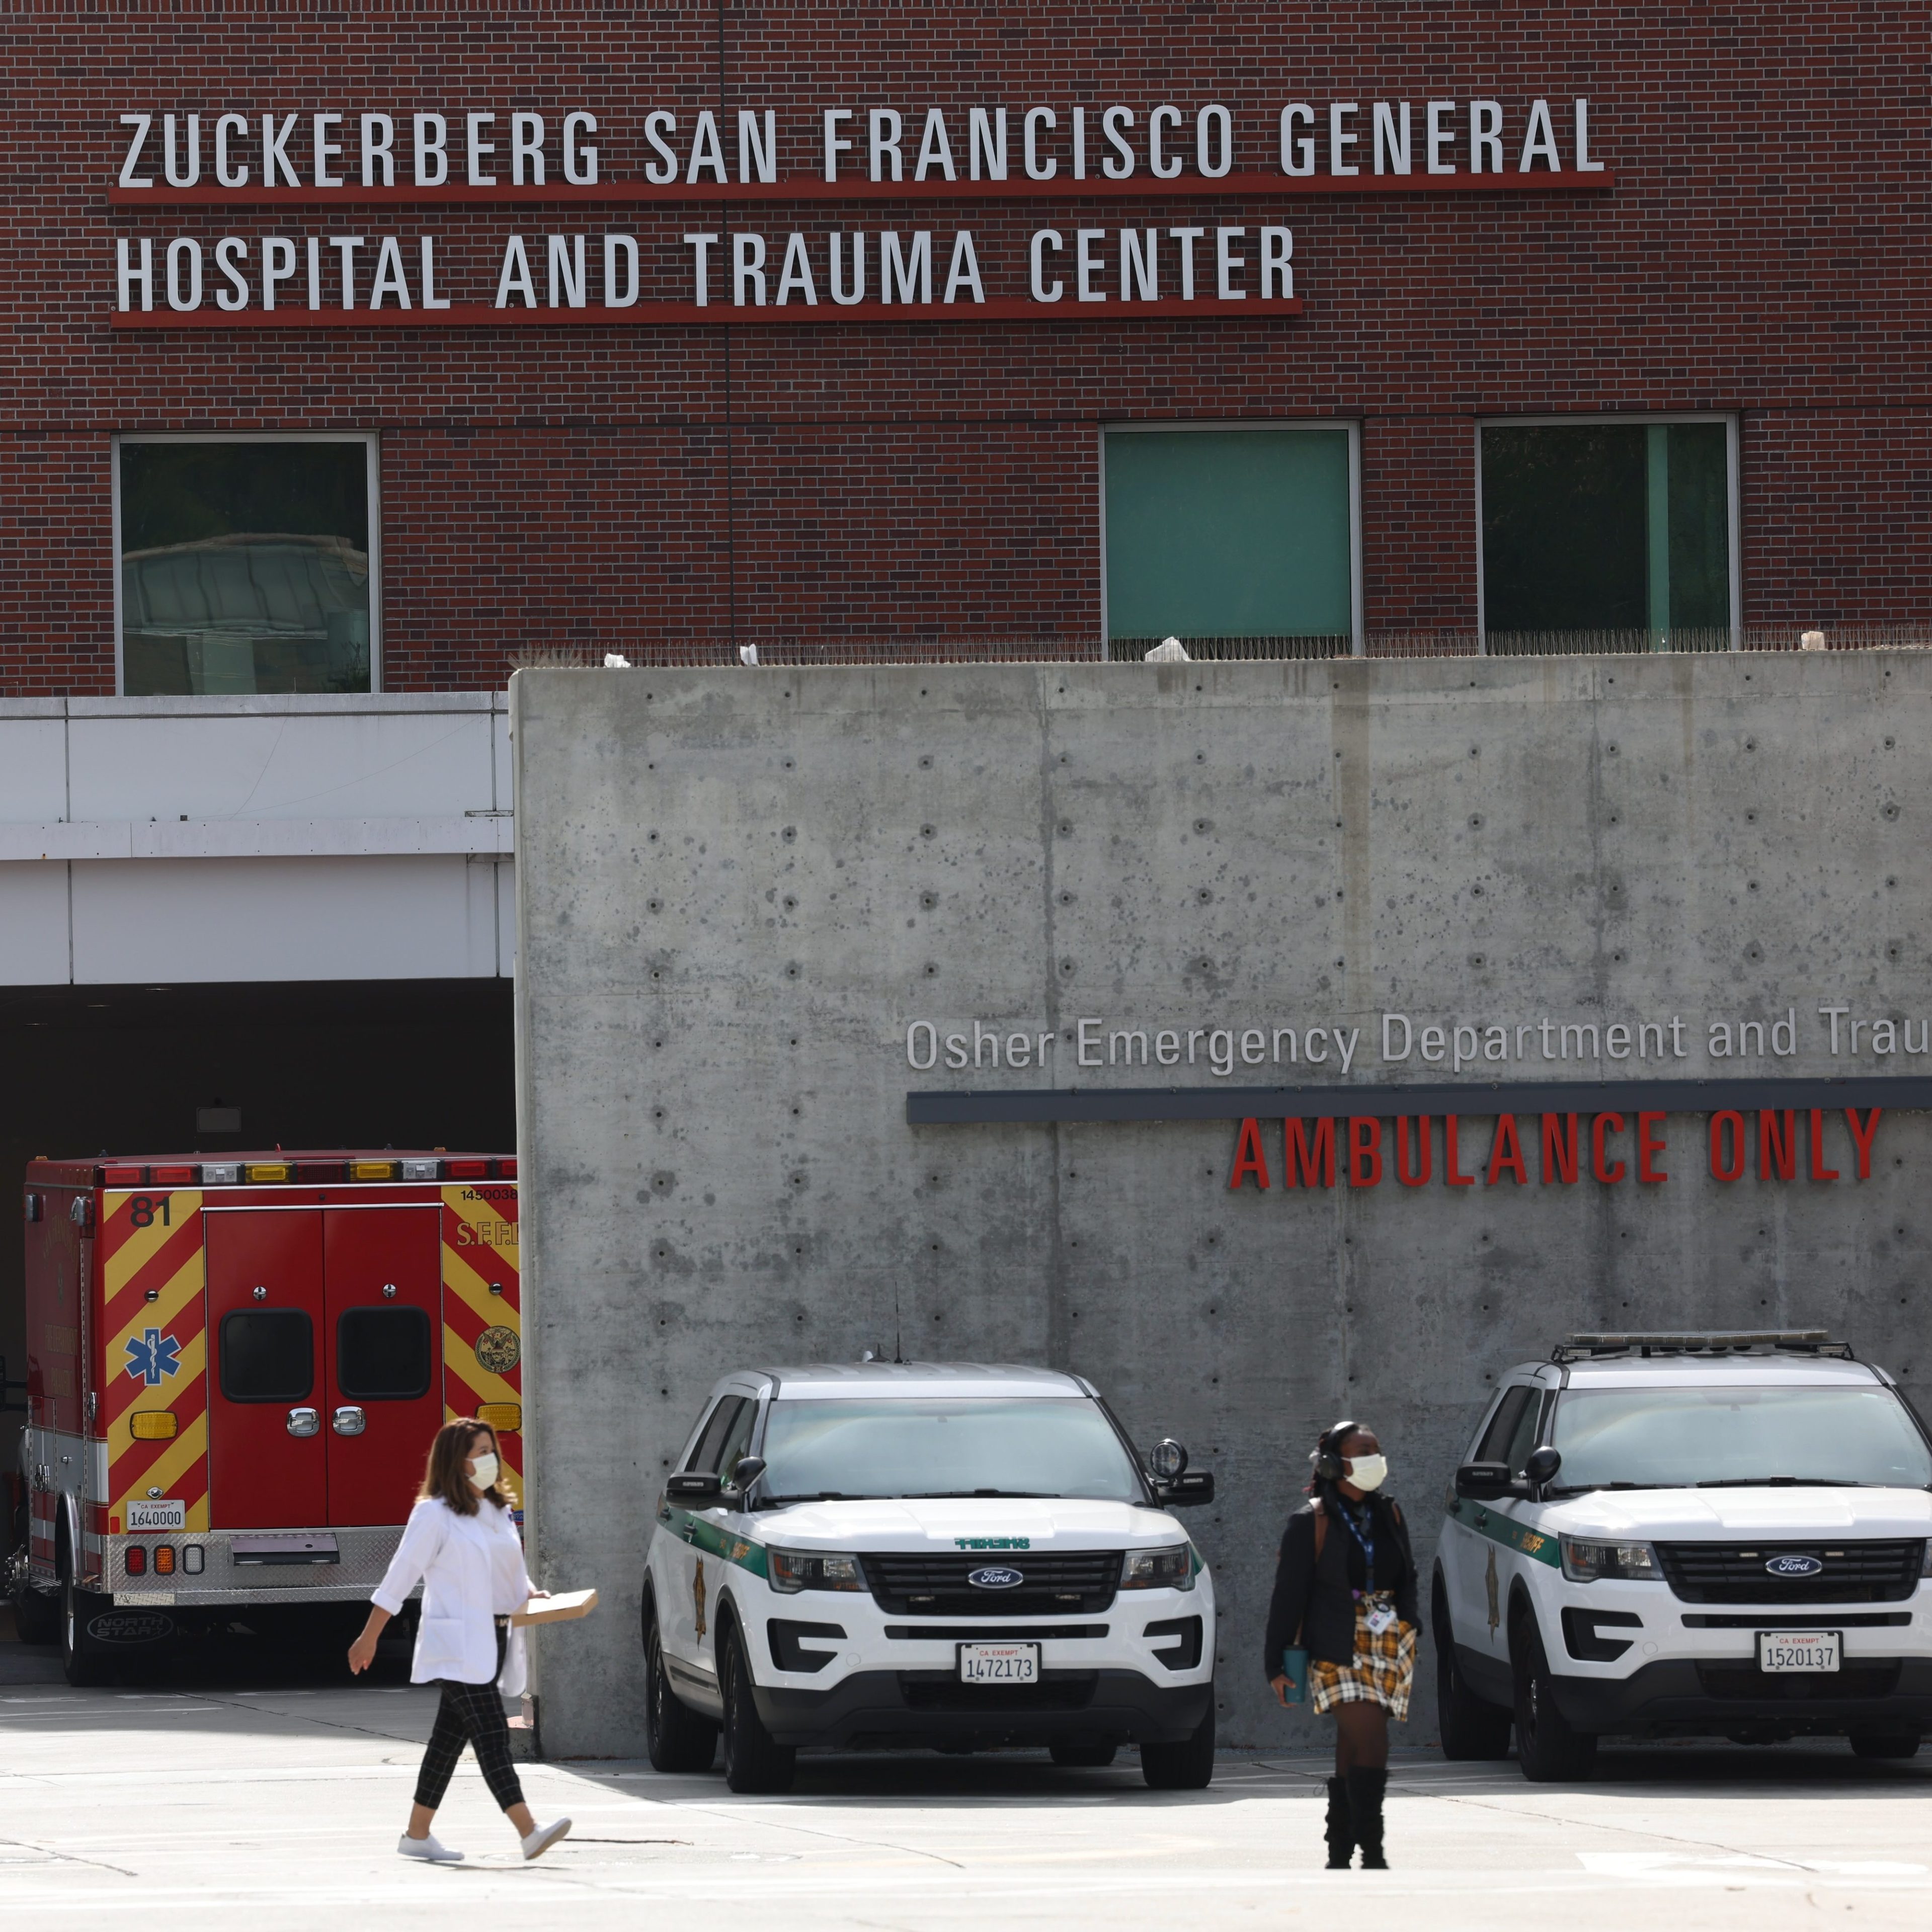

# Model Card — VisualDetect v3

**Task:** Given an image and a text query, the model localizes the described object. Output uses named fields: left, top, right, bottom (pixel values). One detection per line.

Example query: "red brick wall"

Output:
left=3, top=2, right=1926, bottom=690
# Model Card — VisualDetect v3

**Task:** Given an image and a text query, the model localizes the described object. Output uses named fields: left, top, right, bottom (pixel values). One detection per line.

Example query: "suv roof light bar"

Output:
left=1553, top=1330, right=1853, bottom=1362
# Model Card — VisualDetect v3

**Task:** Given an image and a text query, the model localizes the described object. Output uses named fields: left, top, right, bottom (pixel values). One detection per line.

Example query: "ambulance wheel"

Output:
left=1848, top=1731, right=1920, bottom=1760
left=1140, top=1700, right=1216, bottom=1790
left=641, top=1594, right=717, bottom=1774
left=60, top=1572, right=114, bottom=1687
left=1050, top=1741, right=1118, bottom=1767
left=1510, top=1611, right=1596, bottom=1782
left=719, top=1622, right=795, bottom=1794
left=1433, top=1582, right=1512, bottom=1760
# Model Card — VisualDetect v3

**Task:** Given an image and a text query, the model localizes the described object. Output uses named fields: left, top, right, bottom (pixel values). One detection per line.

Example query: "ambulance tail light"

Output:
left=126, top=1546, right=147, bottom=1575
left=400, top=1158, right=441, bottom=1181
left=151, top=1165, right=197, bottom=1186
left=183, top=1545, right=205, bottom=1575
left=498, top=1158, right=518, bottom=1181
left=445, top=1158, right=490, bottom=1179
left=350, top=1160, right=400, bottom=1181
left=478, top=1402, right=522, bottom=1433
left=153, top=1546, right=177, bottom=1576
left=130, top=1412, right=178, bottom=1441
left=103, top=1164, right=146, bottom=1187
left=243, top=1162, right=292, bottom=1183
left=200, top=1163, right=240, bottom=1185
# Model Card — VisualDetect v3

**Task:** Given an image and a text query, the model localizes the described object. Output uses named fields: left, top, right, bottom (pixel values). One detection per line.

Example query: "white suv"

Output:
left=1433, top=1331, right=1932, bottom=1778
left=639, top=1362, right=1218, bottom=1792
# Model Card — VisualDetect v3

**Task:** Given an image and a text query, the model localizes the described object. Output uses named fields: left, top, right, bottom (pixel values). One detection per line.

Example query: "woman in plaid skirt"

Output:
left=1262, top=1420, right=1420, bottom=1869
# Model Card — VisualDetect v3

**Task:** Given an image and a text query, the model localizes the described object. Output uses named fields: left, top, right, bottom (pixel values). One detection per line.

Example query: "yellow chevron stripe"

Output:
left=113, top=1411, right=211, bottom=1533
left=107, top=1246, right=207, bottom=1369
left=444, top=1325, right=519, bottom=1406
left=441, top=1185, right=520, bottom=1244
left=103, top=1191, right=205, bottom=1294
left=441, top=1242, right=520, bottom=1332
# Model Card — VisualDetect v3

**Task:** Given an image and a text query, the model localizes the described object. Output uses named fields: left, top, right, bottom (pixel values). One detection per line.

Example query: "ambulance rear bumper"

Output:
left=753, top=1667, right=1211, bottom=1750
left=105, top=1523, right=406, bottom=1606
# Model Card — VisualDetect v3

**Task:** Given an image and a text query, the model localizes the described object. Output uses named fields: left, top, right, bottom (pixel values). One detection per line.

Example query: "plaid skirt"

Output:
left=1308, top=1591, right=1417, bottom=1719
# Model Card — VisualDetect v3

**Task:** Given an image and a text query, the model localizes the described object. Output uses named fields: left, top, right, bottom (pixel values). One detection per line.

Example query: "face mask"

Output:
left=1346, top=1453, right=1388, bottom=1492
left=468, top=1452, right=500, bottom=1492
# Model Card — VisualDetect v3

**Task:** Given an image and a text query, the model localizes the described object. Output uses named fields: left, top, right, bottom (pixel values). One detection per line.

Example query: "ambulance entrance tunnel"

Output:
left=511, top=654, right=1931, bottom=1757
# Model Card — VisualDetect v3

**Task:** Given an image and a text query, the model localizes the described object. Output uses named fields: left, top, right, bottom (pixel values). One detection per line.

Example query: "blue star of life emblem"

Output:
left=124, top=1327, right=182, bottom=1387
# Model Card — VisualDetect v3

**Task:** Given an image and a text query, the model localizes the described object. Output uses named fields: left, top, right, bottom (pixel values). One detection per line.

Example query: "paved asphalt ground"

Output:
left=4, top=1631, right=1930, bottom=1928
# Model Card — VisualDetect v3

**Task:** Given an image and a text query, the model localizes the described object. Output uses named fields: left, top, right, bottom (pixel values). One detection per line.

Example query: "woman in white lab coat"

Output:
left=348, top=1416, right=572, bottom=1865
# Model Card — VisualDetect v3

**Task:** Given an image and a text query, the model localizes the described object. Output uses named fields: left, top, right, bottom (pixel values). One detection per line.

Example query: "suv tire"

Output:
left=1433, top=1577, right=1512, bottom=1760
left=1140, top=1701, right=1216, bottom=1790
left=719, top=1622, right=796, bottom=1794
left=1848, top=1731, right=1921, bottom=1760
left=641, top=1591, right=718, bottom=1774
left=1511, top=1611, right=1596, bottom=1782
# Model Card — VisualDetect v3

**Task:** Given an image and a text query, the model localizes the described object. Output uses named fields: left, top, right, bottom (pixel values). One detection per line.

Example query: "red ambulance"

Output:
left=5, top=1151, right=520, bottom=1683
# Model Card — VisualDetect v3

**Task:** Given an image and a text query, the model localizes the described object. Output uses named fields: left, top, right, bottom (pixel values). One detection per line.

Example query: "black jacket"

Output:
left=1261, top=1492, right=1421, bottom=1675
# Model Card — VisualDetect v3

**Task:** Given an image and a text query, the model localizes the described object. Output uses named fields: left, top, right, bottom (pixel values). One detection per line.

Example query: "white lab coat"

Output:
left=372, top=1495, right=535, bottom=1694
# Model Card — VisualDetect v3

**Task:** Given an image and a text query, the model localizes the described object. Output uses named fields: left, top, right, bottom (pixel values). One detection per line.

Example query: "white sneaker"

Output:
left=520, top=1817, right=572, bottom=1862
left=397, top=1832, right=463, bottom=1864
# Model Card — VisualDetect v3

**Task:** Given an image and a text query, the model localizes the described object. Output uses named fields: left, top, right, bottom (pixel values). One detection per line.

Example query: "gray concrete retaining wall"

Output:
left=513, top=653, right=1931, bottom=1758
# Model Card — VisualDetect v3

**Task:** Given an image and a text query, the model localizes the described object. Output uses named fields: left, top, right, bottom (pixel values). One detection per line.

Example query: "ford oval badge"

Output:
left=968, top=1565, right=1025, bottom=1589
left=1766, top=1554, right=1824, bottom=1578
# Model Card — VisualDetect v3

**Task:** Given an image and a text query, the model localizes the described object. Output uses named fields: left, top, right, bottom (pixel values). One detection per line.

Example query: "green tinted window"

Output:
left=1481, top=422, right=1731, bottom=647
left=119, top=441, right=374, bottom=695
left=1104, top=428, right=1353, bottom=641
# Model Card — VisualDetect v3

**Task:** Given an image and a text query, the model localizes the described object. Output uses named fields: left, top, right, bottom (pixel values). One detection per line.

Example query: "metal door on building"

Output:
left=321, top=1209, right=442, bottom=1526
left=204, top=1211, right=328, bottom=1528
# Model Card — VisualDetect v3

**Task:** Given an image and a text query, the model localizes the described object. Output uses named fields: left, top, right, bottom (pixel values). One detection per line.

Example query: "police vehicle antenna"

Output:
left=893, top=1286, right=904, bottom=1364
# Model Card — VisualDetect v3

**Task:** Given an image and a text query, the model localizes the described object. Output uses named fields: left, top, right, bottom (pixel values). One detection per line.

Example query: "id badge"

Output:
left=1364, top=1604, right=1397, bottom=1636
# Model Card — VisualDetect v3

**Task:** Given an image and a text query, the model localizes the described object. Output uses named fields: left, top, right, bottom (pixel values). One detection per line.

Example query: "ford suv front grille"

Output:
left=1654, top=1540, right=1925, bottom=1604
left=862, top=1551, right=1121, bottom=1616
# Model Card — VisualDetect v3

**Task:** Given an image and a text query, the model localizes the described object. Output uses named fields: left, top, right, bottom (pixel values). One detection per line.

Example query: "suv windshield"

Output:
left=1550, top=1385, right=1932, bottom=1491
left=758, top=1397, right=1145, bottom=1504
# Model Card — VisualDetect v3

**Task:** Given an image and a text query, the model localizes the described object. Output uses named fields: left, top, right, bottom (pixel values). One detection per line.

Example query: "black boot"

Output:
left=1346, top=1765, right=1388, bottom=1868
left=1322, top=1776, right=1354, bottom=1868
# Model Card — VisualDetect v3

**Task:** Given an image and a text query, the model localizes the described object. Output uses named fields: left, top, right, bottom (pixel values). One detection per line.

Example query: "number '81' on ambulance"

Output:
left=641, top=1363, right=1219, bottom=1791
left=1434, top=1331, right=1932, bottom=1777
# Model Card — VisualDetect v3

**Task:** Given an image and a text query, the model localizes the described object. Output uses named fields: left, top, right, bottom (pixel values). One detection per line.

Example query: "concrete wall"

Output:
left=513, top=653, right=1932, bottom=1757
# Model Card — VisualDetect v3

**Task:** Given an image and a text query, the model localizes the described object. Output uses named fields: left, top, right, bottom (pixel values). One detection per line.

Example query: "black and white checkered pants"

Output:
left=414, top=1623, right=525, bottom=1813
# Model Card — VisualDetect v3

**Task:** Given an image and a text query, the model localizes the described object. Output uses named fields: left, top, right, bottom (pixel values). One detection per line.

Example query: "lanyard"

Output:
left=1336, top=1499, right=1376, bottom=1578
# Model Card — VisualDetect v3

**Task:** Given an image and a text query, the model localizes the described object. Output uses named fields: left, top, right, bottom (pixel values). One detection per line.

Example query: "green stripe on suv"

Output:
left=660, top=1504, right=770, bottom=1578
left=1454, top=1503, right=1562, bottom=1567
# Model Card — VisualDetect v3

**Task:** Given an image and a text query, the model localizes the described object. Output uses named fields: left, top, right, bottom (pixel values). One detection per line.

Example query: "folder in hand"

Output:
left=510, top=1588, right=599, bottom=1626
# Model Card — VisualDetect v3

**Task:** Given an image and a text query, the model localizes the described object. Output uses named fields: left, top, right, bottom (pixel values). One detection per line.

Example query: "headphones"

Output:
left=1309, top=1418, right=1362, bottom=1484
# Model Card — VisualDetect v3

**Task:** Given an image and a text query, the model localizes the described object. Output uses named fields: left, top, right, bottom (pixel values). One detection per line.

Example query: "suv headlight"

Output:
left=1120, top=1544, right=1194, bottom=1591
left=1560, top=1536, right=1660, bottom=1583
left=768, top=1549, right=867, bottom=1594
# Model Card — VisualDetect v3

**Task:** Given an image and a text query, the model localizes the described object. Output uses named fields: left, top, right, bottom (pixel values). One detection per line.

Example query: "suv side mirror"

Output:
left=1454, top=1460, right=1513, bottom=1500
left=725, top=1456, right=767, bottom=1502
left=1524, top=1445, right=1562, bottom=1487
left=667, top=1471, right=722, bottom=1503
left=1160, top=1470, right=1215, bottom=1507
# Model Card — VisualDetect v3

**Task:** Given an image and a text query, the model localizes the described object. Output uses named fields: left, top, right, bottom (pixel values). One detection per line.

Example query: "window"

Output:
left=218, top=1310, right=314, bottom=1403
left=686, top=1396, right=749, bottom=1475
left=1104, top=426, right=1357, bottom=647
left=713, top=1399, right=759, bottom=1486
left=1480, top=420, right=1734, bottom=649
left=117, top=437, right=377, bottom=695
left=1474, top=1386, right=1534, bottom=1464
left=336, top=1307, right=432, bottom=1401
